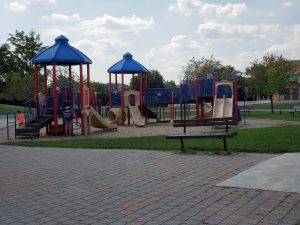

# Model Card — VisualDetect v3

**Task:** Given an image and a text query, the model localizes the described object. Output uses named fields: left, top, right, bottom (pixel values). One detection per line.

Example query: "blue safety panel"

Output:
left=112, top=92, right=122, bottom=107
left=32, top=35, right=92, bottom=65
left=217, top=85, right=232, bottom=97
left=198, top=78, right=214, bottom=97
left=145, top=88, right=179, bottom=105
left=107, top=52, right=149, bottom=74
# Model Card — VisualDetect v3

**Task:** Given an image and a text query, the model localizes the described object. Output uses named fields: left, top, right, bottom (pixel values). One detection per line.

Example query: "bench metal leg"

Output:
left=180, top=138, right=185, bottom=153
left=223, top=138, right=227, bottom=152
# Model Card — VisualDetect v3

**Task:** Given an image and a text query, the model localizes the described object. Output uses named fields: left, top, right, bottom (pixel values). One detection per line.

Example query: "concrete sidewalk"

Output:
left=0, top=146, right=299, bottom=225
left=218, top=153, right=300, bottom=194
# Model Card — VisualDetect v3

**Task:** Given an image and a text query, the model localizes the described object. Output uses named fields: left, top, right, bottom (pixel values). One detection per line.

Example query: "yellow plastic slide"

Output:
left=86, top=106, right=118, bottom=130
left=128, top=104, right=145, bottom=127
left=212, top=81, right=233, bottom=118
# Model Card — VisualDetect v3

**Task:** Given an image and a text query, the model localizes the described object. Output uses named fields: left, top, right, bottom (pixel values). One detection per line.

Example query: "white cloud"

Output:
left=43, top=27, right=67, bottom=36
left=228, top=51, right=265, bottom=71
left=4, top=1, right=27, bottom=11
left=225, top=25, right=300, bottom=70
left=168, top=0, right=202, bottom=16
left=145, top=35, right=202, bottom=82
left=200, top=2, right=247, bottom=19
left=196, top=22, right=281, bottom=41
left=74, top=38, right=130, bottom=60
left=79, top=14, right=155, bottom=36
left=146, top=35, right=200, bottom=60
left=168, top=0, right=247, bottom=18
left=42, top=13, right=80, bottom=21
left=282, top=1, right=293, bottom=7
left=51, top=13, right=69, bottom=21
left=4, top=0, right=57, bottom=12
left=266, top=24, right=300, bottom=59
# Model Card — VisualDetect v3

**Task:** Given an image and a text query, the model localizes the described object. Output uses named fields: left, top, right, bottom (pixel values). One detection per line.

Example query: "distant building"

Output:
left=273, top=60, right=300, bottom=101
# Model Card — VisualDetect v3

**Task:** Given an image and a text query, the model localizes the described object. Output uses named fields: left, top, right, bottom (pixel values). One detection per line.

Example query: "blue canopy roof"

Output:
left=107, top=52, right=149, bottom=74
left=32, top=35, right=92, bottom=65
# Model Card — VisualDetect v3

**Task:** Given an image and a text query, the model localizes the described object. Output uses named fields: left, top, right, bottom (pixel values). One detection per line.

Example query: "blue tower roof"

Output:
left=32, top=35, right=92, bottom=65
left=107, top=52, right=149, bottom=74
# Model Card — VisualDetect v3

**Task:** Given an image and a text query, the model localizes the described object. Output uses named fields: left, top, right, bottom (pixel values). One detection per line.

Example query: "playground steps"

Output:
left=15, top=116, right=53, bottom=138
left=27, top=116, right=54, bottom=129
left=15, top=127, right=40, bottom=138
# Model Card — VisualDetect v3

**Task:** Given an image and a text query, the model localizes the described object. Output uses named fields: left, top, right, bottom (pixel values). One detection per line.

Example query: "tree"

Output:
left=265, top=67, right=290, bottom=112
left=164, top=80, right=176, bottom=88
left=90, top=81, right=109, bottom=105
left=0, top=31, right=47, bottom=104
left=247, top=54, right=292, bottom=113
left=4, top=72, right=35, bottom=104
left=0, top=44, right=13, bottom=76
left=183, top=55, right=236, bottom=80
left=7, top=30, right=46, bottom=76
left=130, top=70, right=165, bottom=90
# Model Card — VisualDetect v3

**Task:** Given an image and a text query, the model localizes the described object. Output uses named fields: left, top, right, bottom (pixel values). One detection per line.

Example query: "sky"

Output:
left=1, top=0, right=300, bottom=84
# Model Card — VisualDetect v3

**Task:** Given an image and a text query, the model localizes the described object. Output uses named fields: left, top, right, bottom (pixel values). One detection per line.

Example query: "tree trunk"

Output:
left=270, top=95, right=274, bottom=114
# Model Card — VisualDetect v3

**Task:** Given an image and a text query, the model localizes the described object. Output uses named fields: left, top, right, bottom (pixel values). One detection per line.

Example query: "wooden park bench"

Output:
left=289, top=106, right=300, bottom=117
left=166, top=117, right=238, bottom=153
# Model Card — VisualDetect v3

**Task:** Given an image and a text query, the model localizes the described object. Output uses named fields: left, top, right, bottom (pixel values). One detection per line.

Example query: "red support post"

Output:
left=68, top=65, right=72, bottom=104
left=115, top=73, right=117, bottom=92
left=87, top=64, right=90, bottom=91
left=121, top=73, right=125, bottom=126
left=34, top=64, right=39, bottom=117
left=68, top=65, right=72, bottom=81
left=195, top=79, right=199, bottom=119
left=139, top=73, right=143, bottom=115
left=87, top=64, right=90, bottom=108
left=109, top=73, right=112, bottom=108
left=43, top=65, right=47, bottom=100
left=52, top=63, right=58, bottom=136
left=44, top=65, right=48, bottom=133
left=127, top=108, right=130, bottom=125
left=79, top=63, right=85, bottom=135
left=132, top=73, right=134, bottom=90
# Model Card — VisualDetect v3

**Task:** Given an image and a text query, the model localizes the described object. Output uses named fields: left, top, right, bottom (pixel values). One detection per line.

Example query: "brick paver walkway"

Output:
left=0, top=145, right=299, bottom=225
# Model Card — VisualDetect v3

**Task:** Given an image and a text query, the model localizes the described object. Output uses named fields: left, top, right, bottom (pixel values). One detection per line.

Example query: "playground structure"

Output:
left=107, top=52, right=149, bottom=127
left=13, top=35, right=239, bottom=138
left=15, top=35, right=118, bottom=138
left=179, top=77, right=238, bottom=123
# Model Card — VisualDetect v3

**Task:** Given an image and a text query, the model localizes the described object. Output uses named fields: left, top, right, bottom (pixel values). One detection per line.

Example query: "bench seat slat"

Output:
left=173, top=117, right=234, bottom=123
left=173, top=121, right=236, bottom=127
left=166, top=131, right=237, bottom=139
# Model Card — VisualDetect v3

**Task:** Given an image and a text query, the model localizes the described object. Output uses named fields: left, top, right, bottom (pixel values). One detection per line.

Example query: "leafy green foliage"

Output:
left=247, top=54, right=293, bottom=112
left=7, top=30, right=46, bottom=76
left=183, top=55, right=236, bottom=80
left=0, top=30, right=47, bottom=104
left=130, top=70, right=166, bottom=90
left=164, top=80, right=177, bottom=88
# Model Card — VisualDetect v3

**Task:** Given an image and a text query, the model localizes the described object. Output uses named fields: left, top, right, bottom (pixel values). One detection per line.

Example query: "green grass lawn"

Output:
left=3, top=125, right=300, bottom=154
left=245, top=111, right=300, bottom=121
left=251, top=102, right=300, bottom=110
left=0, top=104, right=24, bottom=114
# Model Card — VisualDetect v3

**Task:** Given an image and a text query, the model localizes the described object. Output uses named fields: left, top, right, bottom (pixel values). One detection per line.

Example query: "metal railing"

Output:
left=6, top=111, right=16, bottom=140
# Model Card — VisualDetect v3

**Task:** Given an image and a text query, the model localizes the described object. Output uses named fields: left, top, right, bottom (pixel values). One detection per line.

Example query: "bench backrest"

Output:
left=173, top=117, right=236, bottom=133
